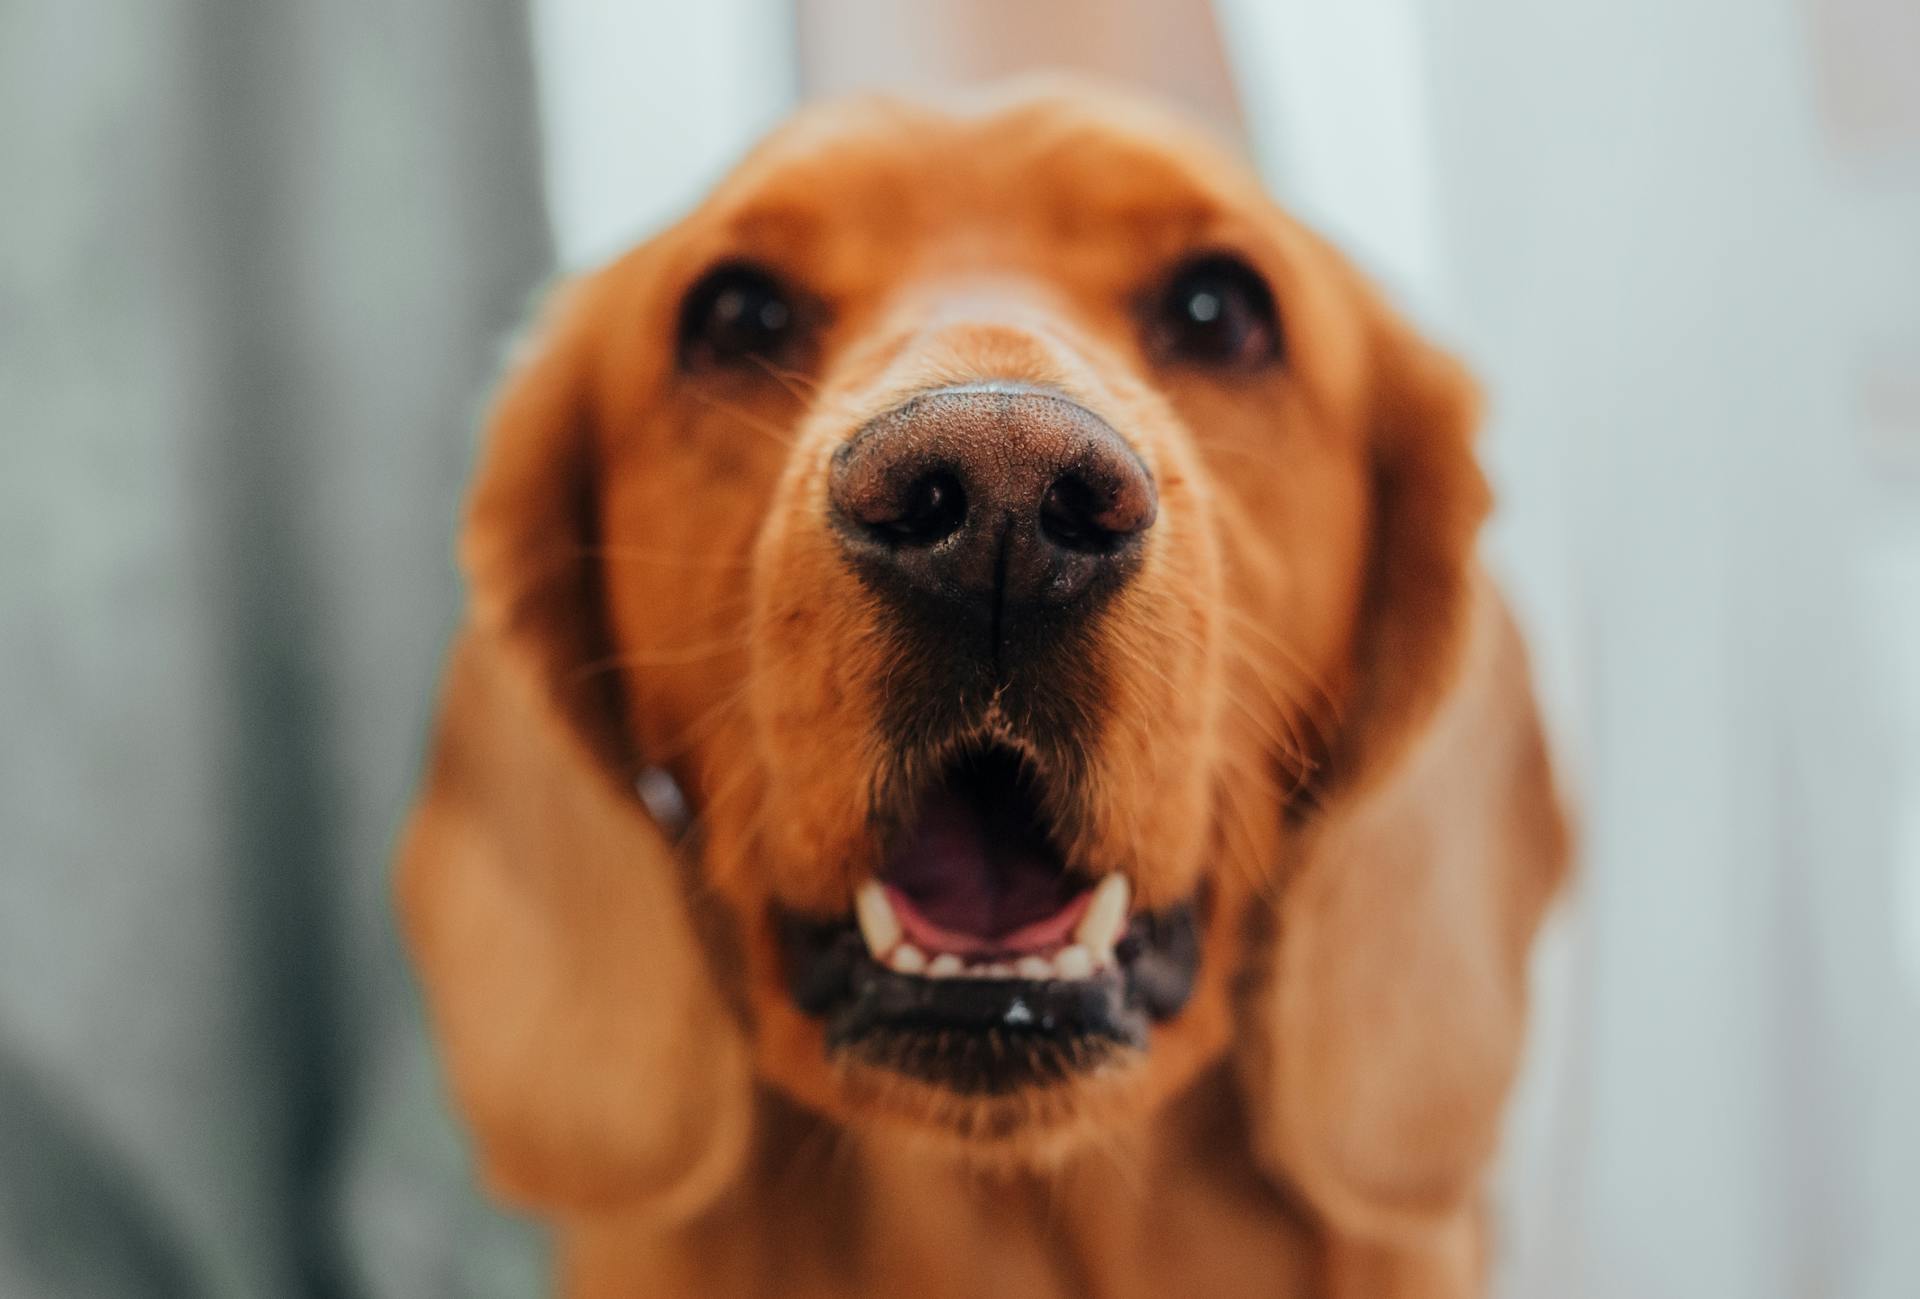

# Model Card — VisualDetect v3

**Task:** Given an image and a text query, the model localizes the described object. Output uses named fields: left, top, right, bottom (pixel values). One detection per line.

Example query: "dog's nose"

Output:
left=828, top=385, right=1156, bottom=627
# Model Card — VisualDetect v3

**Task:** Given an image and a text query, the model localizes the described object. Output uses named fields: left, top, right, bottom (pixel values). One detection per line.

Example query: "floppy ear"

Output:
left=397, top=281, right=754, bottom=1217
left=1237, top=296, right=1570, bottom=1296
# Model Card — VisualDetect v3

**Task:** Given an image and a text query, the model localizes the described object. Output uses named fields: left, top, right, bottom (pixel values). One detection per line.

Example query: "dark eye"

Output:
left=677, top=262, right=800, bottom=368
left=1147, top=253, right=1281, bottom=369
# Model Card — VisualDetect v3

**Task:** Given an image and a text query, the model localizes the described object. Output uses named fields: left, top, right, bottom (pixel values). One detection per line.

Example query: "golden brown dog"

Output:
left=398, top=83, right=1568, bottom=1299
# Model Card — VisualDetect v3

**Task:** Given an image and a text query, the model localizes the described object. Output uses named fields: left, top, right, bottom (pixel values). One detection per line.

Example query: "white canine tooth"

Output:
left=855, top=882, right=901, bottom=957
left=983, top=962, right=1015, bottom=979
left=890, top=943, right=927, bottom=974
left=1053, top=944, right=1094, bottom=979
left=927, top=953, right=964, bottom=978
left=1015, top=955, right=1054, bottom=980
left=1073, top=874, right=1131, bottom=957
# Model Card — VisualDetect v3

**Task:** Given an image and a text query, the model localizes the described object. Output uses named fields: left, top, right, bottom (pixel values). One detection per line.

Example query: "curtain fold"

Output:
left=1, top=1, right=552, bottom=1293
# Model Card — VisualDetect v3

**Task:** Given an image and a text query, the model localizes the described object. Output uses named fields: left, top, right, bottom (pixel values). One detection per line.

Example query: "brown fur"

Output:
left=397, top=84, right=1569, bottom=1298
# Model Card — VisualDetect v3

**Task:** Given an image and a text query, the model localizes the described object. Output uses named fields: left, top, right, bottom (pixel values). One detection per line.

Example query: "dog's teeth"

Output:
left=890, top=943, right=927, bottom=974
left=855, top=882, right=901, bottom=957
left=927, top=953, right=964, bottom=978
left=1074, top=874, right=1131, bottom=958
left=1015, top=955, right=1053, bottom=980
left=982, top=962, right=1015, bottom=979
left=1053, top=944, right=1094, bottom=979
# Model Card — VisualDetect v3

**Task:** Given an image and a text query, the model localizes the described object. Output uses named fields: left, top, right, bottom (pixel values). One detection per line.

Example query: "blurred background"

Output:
left=3, top=0, right=1917, bottom=1295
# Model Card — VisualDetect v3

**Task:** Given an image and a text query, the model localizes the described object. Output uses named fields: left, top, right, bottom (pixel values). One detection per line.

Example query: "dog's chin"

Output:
left=772, top=742, right=1204, bottom=1142
left=777, top=902, right=1201, bottom=1152
left=826, top=1039, right=1159, bottom=1166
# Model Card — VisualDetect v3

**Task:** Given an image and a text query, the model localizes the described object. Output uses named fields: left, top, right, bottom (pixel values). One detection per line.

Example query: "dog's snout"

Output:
left=829, top=385, right=1156, bottom=627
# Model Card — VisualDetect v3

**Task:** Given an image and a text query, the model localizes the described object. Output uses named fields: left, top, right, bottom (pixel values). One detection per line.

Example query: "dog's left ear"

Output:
left=1236, top=288, right=1570, bottom=1296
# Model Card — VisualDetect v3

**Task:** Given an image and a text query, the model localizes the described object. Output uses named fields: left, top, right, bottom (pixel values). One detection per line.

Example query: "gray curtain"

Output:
left=1, top=1, right=552, bottom=1293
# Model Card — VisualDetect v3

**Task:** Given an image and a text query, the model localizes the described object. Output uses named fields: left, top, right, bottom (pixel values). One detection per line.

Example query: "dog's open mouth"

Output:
left=777, top=745, right=1200, bottom=1094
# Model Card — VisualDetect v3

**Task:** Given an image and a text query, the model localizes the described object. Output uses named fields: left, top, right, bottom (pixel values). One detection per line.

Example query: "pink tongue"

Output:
left=881, top=783, right=1084, bottom=957
left=888, top=885, right=1090, bottom=958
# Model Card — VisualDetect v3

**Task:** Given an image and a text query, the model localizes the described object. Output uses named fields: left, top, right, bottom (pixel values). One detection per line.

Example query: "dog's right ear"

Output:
left=397, top=279, right=753, bottom=1217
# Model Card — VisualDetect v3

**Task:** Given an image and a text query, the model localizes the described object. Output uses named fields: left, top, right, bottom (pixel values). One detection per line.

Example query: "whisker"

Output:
left=648, top=680, right=756, bottom=774
left=1130, top=619, right=1321, bottom=775
left=676, top=759, right=742, bottom=841
left=693, top=390, right=799, bottom=449
left=1198, top=441, right=1290, bottom=472
left=748, top=353, right=821, bottom=402
left=1148, top=608, right=1340, bottom=766
left=577, top=543, right=756, bottom=571
left=1219, top=606, right=1344, bottom=728
left=1097, top=638, right=1316, bottom=884
left=570, top=636, right=752, bottom=682
left=1201, top=771, right=1283, bottom=907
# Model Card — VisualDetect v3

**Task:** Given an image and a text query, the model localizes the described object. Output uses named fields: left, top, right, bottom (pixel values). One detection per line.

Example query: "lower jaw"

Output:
left=828, top=1049, right=1151, bottom=1157
left=776, top=901, right=1202, bottom=1097
left=829, top=969, right=1139, bottom=1098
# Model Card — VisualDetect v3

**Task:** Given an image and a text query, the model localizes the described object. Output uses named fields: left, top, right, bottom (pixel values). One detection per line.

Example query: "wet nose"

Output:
left=828, top=385, right=1156, bottom=632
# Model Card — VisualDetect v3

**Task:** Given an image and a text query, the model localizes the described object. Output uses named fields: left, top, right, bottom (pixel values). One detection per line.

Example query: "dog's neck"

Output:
left=555, top=1067, right=1320, bottom=1298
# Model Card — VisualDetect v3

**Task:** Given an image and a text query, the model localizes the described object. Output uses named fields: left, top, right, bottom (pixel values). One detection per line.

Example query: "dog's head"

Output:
left=400, top=86, right=1564, bottom=1232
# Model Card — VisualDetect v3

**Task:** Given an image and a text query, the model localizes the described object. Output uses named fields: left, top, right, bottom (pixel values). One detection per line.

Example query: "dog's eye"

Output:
left=1147, top=253, right=1281, bottom=369
left=678, top=262, right=799, bottom=367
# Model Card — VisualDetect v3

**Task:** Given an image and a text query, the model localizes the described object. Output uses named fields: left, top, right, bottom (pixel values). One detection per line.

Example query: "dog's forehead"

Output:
left=699, top=92, right=1264, bottom=261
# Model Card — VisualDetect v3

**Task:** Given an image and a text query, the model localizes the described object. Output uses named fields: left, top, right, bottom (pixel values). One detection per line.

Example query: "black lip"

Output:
left=776, top=903, right=1201, bottom=1095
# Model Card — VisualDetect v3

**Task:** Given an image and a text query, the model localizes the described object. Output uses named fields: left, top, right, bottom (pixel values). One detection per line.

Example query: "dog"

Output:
left=398, top=83, right=1568, bottom=1298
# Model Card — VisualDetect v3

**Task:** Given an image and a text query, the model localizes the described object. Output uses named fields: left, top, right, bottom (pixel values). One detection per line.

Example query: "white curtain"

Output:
left=530, top=0, right=795, bottom=267
left=1220, top=1, right=1920, bottom=1295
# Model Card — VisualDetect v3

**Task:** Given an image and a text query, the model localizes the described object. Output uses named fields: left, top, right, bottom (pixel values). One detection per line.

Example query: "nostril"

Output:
left=1040, top=472, right=1152, bottom=554
left=1039, top=478, right=1108, bottom=552
left=868, top=470, right=967, bottom=547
